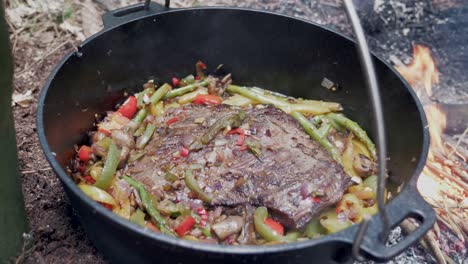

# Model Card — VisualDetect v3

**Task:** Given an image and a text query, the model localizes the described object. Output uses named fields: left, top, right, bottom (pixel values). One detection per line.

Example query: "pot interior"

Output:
left=40, top=8, right=426, bottom=210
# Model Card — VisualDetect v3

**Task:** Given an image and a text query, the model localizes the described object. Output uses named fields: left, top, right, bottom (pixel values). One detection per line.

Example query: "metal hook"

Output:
left=143, top=0, right=170, bottom=10
left=343, top=0, right=390, bottom=260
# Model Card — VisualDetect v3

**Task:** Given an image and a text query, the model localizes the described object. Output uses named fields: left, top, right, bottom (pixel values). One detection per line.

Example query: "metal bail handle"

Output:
left=342, top=0, right=390, bottom=261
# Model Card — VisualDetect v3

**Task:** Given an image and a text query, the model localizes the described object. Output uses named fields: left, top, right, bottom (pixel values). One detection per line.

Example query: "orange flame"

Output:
left=397, top=45, right=440, bottom=99
left=396, top=45, right=445, bottom=153
left=396, top=44, right=448, bottom=202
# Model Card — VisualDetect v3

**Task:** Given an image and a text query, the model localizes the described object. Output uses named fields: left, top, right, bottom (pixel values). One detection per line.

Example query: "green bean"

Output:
left=190, top=110, right=246, bottom=150
left=132, top=108, right=148, bottom=125
left=326, top=113, right=376, bottom=158
left=136, top=124, right=156, bottom=149
left=163, top=80, right=209, bottom=99
left=94, top=141, right=121, bottom=189
left=227, top=85, right=290, bottom=110
left=122, top=175, right=176, bottom=236
left=227, top=85, right=335, bottom=115
left=180, top=74, right=195, bottom=86
left=137, top=88, right=154, bottom=108
left=317, top=123, right=332, bottom=139
left=253, top=207, right=297, bottom=243
left=291, top=112, right=342, bottom=163
left=184, top=169, right=212, bottom=203
left=126, top=108, right=148, bottom=134
left=150, top=83, right=171, bottom=105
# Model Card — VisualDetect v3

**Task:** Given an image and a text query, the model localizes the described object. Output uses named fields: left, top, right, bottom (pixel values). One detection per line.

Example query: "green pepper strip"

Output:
left=291, top=112, right=342, bottom=163
left=325, top=113, right=377, bottom=158
left=94, top=141, right=121, bottom=190
left=190, top=110, right=246, bottom=150
left=122, top=175, right=176, bottom=236
left=150, top=83, right=171, bottom=105
left=246, top=141, right=263, bottom=161
left=304, top=218, right=326, bottom=238
left=130, top=209, right=146, bottom=227
left=137, top=88, right=153, bottom=109
left=254, top=207, right=297, bottom=242
left=136, top=124, right=156, bottom=149
left=163, top=80, right=210, bottom=99
left=184, top=169, right=212, bottom=203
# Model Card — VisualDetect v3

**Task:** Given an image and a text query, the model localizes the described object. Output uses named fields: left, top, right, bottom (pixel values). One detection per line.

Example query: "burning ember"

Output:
left=396, top=45, right=467, bottom=263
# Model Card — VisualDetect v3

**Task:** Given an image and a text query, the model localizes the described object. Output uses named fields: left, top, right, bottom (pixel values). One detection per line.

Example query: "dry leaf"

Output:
left=12, top=90, right=34, bottom=107
left=81, top=0, right=103, bottom=37
left=59, top=20, right=86, bottom=41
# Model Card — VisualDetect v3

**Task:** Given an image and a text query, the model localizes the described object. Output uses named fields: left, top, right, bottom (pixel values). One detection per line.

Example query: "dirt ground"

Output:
left=5, top=0, right=466, bottom=263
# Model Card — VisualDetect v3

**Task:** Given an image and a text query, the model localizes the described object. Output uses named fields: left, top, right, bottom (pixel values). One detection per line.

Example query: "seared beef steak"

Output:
left=126, top=104, right=351, bottom=228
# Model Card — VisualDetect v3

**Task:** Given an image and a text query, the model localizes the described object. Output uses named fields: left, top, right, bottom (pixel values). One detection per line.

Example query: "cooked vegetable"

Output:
left=150, top=83, right=171, bottom=106
left=78, top=145, right=93, bottom=162
left=180, top=74, right=195, bottom=86
left=222, top=94, right=256, bottom=106
left=305, top=218, right=326, bottom=238
left=227, top=85, right=338, bottom=115
left=94, top=141, right=121, bottom=190
left=184, top=169, right=212, bottom=203
left=193, top=94, right=222, bottom=105
left=117, top=96, right=138, bottom=119
left=264, top=218, right=284, bottom=236
left=175, top=216, right=196, bottom=237
left=178, top=87, right=208, bottom=105
left=130, top=209, right=146, bottom=227
left=291, top=111, right=342, bottom=163
left=254, top=207, right=297, bottom=242
left=123, top=175, right=176, bottom=236
left=136, top=124, right=156, bottom=149
left=319, top=209, right=353, bottom=233
left=190, top=110, right=246, bottom=150
left=73, top=63, right=380, bottom=245
left=326, top=113, right=376, bottom=158
left=163, top=80, right=210, bottom=99
left=212, top=216, right=244, bottom=240
left=79, top=184, right=116, bottom=206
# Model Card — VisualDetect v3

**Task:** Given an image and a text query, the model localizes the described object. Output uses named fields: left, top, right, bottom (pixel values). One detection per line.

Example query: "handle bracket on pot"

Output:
left=357, top=186, right=436, bottom=261
left=102, top=0, right=170, bottom=29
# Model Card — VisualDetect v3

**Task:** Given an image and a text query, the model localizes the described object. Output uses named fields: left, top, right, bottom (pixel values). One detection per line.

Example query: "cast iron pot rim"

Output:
left=37, top=6, right=429, bottom=256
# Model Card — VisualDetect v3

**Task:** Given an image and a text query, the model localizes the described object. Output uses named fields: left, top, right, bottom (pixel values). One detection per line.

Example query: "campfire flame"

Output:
left=396, top=45, right=467, bottom=262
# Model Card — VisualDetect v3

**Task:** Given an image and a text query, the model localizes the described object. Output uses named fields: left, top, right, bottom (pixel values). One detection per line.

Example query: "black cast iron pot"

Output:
left=37, top=2, right=435, bottom=263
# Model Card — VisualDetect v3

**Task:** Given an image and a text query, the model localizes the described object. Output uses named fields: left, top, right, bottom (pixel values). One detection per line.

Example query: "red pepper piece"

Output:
left=83, top=175, right=96, bottom=184
left=100, top=202, right=113, bottom=210
left=172, top=77, right=180, bottom=87
left=193, top=94, right=222, bottom=105
left=175, top=215, right=196, bottom=237
left=311, top=197, right=322, bottom=203
left=116, top=96, right=138, bottom=119
left=146, top=221, right=160, bottom=233
left=180, top=147, right=189, bottom=157
left=227, top=128, right=246, bottom=146
left=239, top=145, right=248, bottom=151
left=98, top=128, right=112, bottom=136
left=264, top=218, right=284, bottom=236
left=78, top=145, right=93, bottom=162
left=196, top=60, right=207, bottom=70
left=166, top=117, right=180, bottom=125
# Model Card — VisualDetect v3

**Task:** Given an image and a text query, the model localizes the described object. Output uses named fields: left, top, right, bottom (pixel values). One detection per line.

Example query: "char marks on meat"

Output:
left=126, top=104, right=351, bottom=228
